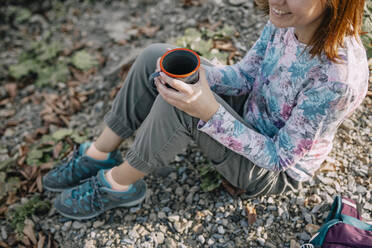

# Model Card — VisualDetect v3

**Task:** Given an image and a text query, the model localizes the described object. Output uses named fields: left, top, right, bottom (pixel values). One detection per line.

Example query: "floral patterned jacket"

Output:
left=198, top=21, right=369, bottom=181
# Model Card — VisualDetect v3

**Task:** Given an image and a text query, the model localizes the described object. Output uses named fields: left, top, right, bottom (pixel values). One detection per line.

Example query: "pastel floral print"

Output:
left=198, top=21, right=369, bottom=181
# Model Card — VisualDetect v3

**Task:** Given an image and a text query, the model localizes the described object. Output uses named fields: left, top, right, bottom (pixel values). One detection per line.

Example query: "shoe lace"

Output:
left=54, top=145, right=81, bottom=178
left=72, top=176, right=104, bottom=212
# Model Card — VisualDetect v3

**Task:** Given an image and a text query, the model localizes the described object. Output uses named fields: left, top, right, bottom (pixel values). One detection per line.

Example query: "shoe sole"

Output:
left=56, top=193, right=146, bottom=220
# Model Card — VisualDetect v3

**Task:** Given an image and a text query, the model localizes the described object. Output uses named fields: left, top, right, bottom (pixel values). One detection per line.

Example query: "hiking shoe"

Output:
left=54, top=169, right=147, bottom=220
left=43, top=142, right=123, bottom=192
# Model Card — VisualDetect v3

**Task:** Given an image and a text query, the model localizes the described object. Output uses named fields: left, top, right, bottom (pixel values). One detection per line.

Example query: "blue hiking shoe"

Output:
left=43, top=142, right=123, bottom=192
left=54, top=169, right=147, bottom=220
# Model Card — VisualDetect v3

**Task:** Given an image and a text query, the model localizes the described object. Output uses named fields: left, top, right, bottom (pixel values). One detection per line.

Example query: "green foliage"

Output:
left=169, top=25, right=236, bottom=64
left=0, top=158, right=19, bottom=202
left=7, top=196, right=50, bottom=234
left=8, top=38, right=69, bottom=86
left=363, top=1, right=372, bottom=58
left=71, top=50, right=99, bottom=71
left=198, top=163, right=222, bottom=192
left=26, top=129, right=87, bottom=166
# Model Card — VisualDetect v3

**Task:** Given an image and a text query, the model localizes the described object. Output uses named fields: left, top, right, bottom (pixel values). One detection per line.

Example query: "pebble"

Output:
left=61, top=221, right=72, bottom=232
left=72, top=221, right=84, bottom=229
left=1, top=226, right=7, bottom=240
left=155, top=232, right=165, bottom=244
left=197, top=235, right=205, bottom=244
left=2, top=1, right=371, bottom=248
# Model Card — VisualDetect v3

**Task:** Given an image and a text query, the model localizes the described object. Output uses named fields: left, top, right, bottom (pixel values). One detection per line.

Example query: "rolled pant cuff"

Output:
left=125, top=149, right=155, bottom=174
left=104, top=111, right=134, bottom=139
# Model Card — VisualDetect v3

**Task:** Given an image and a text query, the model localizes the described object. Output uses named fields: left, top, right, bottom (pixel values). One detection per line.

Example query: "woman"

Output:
left=43, top=0, right=368, bottom=220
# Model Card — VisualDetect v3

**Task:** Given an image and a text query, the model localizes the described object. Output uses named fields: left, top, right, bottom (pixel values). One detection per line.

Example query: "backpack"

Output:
left=301, top=195, right=372, bottom=248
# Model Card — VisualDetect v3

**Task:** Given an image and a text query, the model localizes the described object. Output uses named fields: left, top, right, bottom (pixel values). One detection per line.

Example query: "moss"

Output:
left=7, top=196, right=50, bottom=234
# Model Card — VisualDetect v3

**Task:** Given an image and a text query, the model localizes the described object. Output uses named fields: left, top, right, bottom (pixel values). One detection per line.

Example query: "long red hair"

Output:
left=254, top=0, right=366, bottom=62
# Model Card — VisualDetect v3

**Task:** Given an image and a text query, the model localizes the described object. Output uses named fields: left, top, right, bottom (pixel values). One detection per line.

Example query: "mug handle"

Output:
left=149, top=71, right=161, bottom=84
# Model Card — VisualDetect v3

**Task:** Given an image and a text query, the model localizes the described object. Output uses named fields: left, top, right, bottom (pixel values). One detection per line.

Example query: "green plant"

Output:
left=169, top=24, right=237, bottom=64
left=7, top=196, right=50, bottom=234
left=198, top=162, right=222, bottom=192
left=26, top=129, right=87, bottom=166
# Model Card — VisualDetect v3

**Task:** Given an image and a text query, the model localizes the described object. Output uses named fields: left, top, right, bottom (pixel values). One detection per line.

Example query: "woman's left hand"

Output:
left=154, top=66, right=220, bottom=122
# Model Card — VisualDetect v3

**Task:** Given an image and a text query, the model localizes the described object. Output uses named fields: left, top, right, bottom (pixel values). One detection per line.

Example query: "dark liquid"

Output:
left=162, top=50, right=198, bottom=75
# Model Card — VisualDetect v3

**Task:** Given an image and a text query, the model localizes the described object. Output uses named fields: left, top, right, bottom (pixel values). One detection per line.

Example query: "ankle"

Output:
left=105, top=168, right=130, bottom=191
left=86, top=142, right=109, bottom=160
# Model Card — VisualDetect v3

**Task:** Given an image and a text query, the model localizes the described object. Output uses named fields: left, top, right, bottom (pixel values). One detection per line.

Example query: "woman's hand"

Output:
left=154, top=60, right=220, bottom=122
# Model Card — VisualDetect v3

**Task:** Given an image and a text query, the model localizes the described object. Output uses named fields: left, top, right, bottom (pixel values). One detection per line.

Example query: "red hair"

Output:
left=255, top=0, right=366, bottom=62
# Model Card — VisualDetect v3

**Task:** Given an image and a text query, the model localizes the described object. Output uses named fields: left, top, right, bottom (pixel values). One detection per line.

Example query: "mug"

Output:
left=149, top=48, right=201, bottom=89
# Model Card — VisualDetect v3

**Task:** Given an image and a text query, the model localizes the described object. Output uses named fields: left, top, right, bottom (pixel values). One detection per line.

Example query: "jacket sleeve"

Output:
left=203, top=21, right=275, bottom=96
left=197, top=82, right=355, bottom=171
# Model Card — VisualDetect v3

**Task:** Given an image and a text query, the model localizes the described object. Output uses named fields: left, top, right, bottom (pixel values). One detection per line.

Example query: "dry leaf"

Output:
left=36, top=174, right=43, bottom=192
left=37, top=234, right=46, bottom=248
left=0, top=241, right=10, bottom=248
left=245, top=204, right=257, bottom=225
left=43, top=114, right=61, bottom=125
left=214, top=40, right=237, bottom=52
left=40, top=162, right=54, bottom=170
left=4, top=83, right=17, bottom=99
left=0, top=109, right=16, bottom=118
left=53, top=142, right=63, bottom=159
left=319, top=161, right=336, bottom=173
left=138, top=25, right=160, bottom=38
left=221, top=178, right=245, bottom=196
left=23, top=219, right=37, bottom=244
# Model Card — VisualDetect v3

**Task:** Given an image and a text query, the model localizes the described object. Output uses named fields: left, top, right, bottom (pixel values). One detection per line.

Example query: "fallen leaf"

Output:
left=36, top=174, right=43, bottom=192
left=53, top=141, right=63, bottom=159
left=319, top=161, right=336, bottom=173
left=0, top=109, right=16, bottom=118
left=40, top=162, right=54, bottom=170
left=214, top=40, right=237, bottom=52
left=0, top=241, right=10, bottom=248
left=4, top=83, right=17, bottom=99
left=245, top=204, right=257, bottom=225
left=138, top=25, right=160, bottom=38
left=37, top=234, right=46, bottom=248
left=221, top=178, right=245, bottom=196
left=43, top=114, right=61, bottom=125
left=23, top=219, right=37, bottom=244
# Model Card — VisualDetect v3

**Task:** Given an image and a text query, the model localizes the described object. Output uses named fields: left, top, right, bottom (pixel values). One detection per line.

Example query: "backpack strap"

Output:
left=341, top=214, right=372, bottom=231
left=308, top=219, right=342, bottom=247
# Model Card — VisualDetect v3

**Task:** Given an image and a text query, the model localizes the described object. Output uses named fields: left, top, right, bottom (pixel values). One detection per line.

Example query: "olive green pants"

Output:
left=104, top=43, right=301, bottom=197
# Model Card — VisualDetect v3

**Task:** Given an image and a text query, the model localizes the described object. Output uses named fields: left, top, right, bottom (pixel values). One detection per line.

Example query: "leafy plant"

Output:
left=8, top=39, right=69, bottom=87
left=26, top=129, right=87, bottom=166
left=169, top=24, right=237, bottom=64
left=7, top=196, right=50, bottom=234
left=198, top=162, right=222, bottom=192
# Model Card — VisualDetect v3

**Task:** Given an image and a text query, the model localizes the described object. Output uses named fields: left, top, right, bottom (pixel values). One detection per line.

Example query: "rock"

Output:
left=1, top=226, right=7, bottom=240
left=217, top=225, right=225, bottom=234
left=197, top=235, right=205, bottom=244
left=165, top=238, right=177, bottom=248
left=227, top=0, right=246, bottom=5
left=158, top=211, right=166, bottom=219
left=72, top=221, right=84, bottom=229
left=340, top=119, right=354, bottom=131
left=299, top=232, right=311, bottom=241
left=305, top=224, right=320, bottom=235
left=61, top=221, right=72, bottom=232
left=363, top=202, right=372, bottom=211
left=93, top=220, right=105, bottom=228
left=168, top=215, right=180, bottom=222
left=290, top=239, right=300, bottom=248
left=207, top=238, right=215, bottom=246
left=256, top=237, right=265, bottom=246
left=155, top=232, right=165, bottom=244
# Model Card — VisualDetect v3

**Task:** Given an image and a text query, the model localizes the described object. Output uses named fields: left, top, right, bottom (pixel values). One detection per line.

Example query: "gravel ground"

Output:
left=1, top=0, right=371, bottom=247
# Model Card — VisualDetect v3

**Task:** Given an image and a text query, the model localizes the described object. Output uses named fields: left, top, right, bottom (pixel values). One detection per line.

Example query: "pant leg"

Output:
left=104, top=43, right=177, bottom=139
